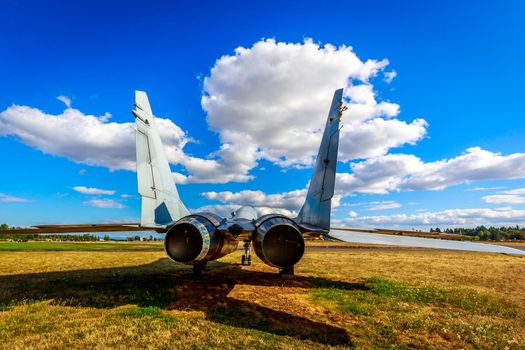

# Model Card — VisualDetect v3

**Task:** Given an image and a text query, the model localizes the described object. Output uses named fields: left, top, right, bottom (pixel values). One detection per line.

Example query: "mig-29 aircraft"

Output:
left=2, top=89, right=523, bottom=274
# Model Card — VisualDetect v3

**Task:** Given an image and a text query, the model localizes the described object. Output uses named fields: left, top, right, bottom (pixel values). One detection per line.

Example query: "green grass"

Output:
left=310, top=277, right=517, bottom=317
left=0, top=241, right=164, bottom=251
left=309, top=277, right=522, bottom=349
left=120, top=306, right=178, bottom=325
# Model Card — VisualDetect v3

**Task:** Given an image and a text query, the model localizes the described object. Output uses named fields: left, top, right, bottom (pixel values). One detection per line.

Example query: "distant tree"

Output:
left=490, top=231, right=500, bottom=241
left=514, top=231, right=525, bottom=240
left=0, top=224, right=9, bottom=231
left=435, top=227, right=441, bottom=233
left=103, top=235, right=110, bottom=241
left=479, top=227, right=490, bottom=241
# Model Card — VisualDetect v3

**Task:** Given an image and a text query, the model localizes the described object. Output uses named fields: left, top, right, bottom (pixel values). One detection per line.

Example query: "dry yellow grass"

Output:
left=490, top=241, right=525, bottom=249
left=0, top=246, right=523, bottom=349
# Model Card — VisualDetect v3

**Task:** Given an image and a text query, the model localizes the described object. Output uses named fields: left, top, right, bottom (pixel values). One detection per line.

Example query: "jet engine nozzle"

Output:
left=253, top=216, right=305, bottom=268
left=165, top=214, right=238, bottom=264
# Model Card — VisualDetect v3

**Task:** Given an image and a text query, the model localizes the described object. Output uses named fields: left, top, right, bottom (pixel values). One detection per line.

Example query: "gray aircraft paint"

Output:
left=296, top=89, right=343, bottom=231
left=330, top=229, right=525, bottom=255
left=134, top=91, right=189, bottom=228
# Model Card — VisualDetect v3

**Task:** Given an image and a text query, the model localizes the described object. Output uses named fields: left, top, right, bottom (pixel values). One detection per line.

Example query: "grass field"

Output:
left=0, top=243, right=523, bottom=349
left=0, top=241, right=164, bottom=251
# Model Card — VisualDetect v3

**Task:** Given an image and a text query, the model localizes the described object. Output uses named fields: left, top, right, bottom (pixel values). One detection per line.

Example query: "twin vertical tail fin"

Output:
left=296, top=88, right=344, bottom=232
left=133, top=88, right=342, bottom=231
left=133, top=91, right=189, bottom=228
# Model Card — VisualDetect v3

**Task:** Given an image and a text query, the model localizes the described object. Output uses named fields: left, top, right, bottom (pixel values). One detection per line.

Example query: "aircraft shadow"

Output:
left=0, top=258, right=365, bottom=346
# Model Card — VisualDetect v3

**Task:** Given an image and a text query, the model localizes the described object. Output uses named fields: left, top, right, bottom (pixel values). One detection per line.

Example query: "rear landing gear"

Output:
left=241, top=240, right=252, bottom=266
left=279, top=265, right=294, bottom=276
left=192, top=262, right=206, bottom=276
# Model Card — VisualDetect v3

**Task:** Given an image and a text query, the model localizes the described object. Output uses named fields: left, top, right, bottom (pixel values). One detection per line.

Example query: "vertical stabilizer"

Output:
left=133, top=91, right=189, bottom=228
left=296, top=89, right=343, bottom=231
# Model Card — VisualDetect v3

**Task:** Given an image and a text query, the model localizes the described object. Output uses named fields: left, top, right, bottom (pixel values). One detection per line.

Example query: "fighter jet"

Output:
left=133, top=88, right=346, bottom=275
left=2, top=89, right=523, bottom=273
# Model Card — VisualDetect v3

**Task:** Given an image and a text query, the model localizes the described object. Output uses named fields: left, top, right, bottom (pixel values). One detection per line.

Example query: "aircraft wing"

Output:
left=0, top=224, right=165, bottom=235
left=327, top=228, right=525, bottom=255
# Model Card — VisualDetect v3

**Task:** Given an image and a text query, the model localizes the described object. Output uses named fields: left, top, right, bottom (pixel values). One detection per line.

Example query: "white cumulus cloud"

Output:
left=201, top=38, right=427, bottom=171
left=73, top=186, right=116, bottom=195
left=194, top=204, right=295, bottom=218
left=383, top=70, right=397, bottom=83
left=339, top=118, right=427, bottom=161
left=336, top=147, right=525, bottom=195
left=201, top=189, right=307, bottom=212
left=201, top=187, right=343, bottom=215
left=0, top=105, right=190, bottom=172
left=57, top=95, right=72, bottom=108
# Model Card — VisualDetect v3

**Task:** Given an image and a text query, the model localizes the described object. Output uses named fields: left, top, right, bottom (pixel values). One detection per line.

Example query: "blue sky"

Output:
left=1, top=1, right=525, bottom=228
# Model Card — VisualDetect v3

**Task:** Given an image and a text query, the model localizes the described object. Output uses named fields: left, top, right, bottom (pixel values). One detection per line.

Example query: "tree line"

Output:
left=0, top=224, right=99, bottom=241
left=0, top=224, right=161, bottom=242
left=430, top=225, right=525, bottom=241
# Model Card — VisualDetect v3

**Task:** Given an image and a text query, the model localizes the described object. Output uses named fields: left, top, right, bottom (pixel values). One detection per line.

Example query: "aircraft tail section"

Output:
left=296, top=89, right=343, bottom=232
left=133, top=91, right=189, bottom=228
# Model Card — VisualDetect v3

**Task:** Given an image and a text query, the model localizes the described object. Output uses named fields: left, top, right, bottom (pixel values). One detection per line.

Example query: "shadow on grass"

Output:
left=0, top=258, right=363, bottom=346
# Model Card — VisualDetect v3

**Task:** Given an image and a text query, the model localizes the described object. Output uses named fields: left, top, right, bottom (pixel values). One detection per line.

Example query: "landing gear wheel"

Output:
left=193, top=263, right=206, bottom=276
left=279, top=265, right=294, bottom=276
left=241, top=240, right=252, bottom=266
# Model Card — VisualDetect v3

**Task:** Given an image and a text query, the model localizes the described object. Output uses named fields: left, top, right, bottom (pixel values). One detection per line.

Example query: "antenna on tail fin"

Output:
left=133, top=91, right=189, bottom=228
left=296, top=88, right=344, bottom=232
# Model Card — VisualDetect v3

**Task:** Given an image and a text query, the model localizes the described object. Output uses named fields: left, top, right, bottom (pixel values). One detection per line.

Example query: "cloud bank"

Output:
left=338, top=208, right=525, bottom=228
left=0, top=105, right=190, bottom=172
left=336, top=147, right=525, bottom=195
